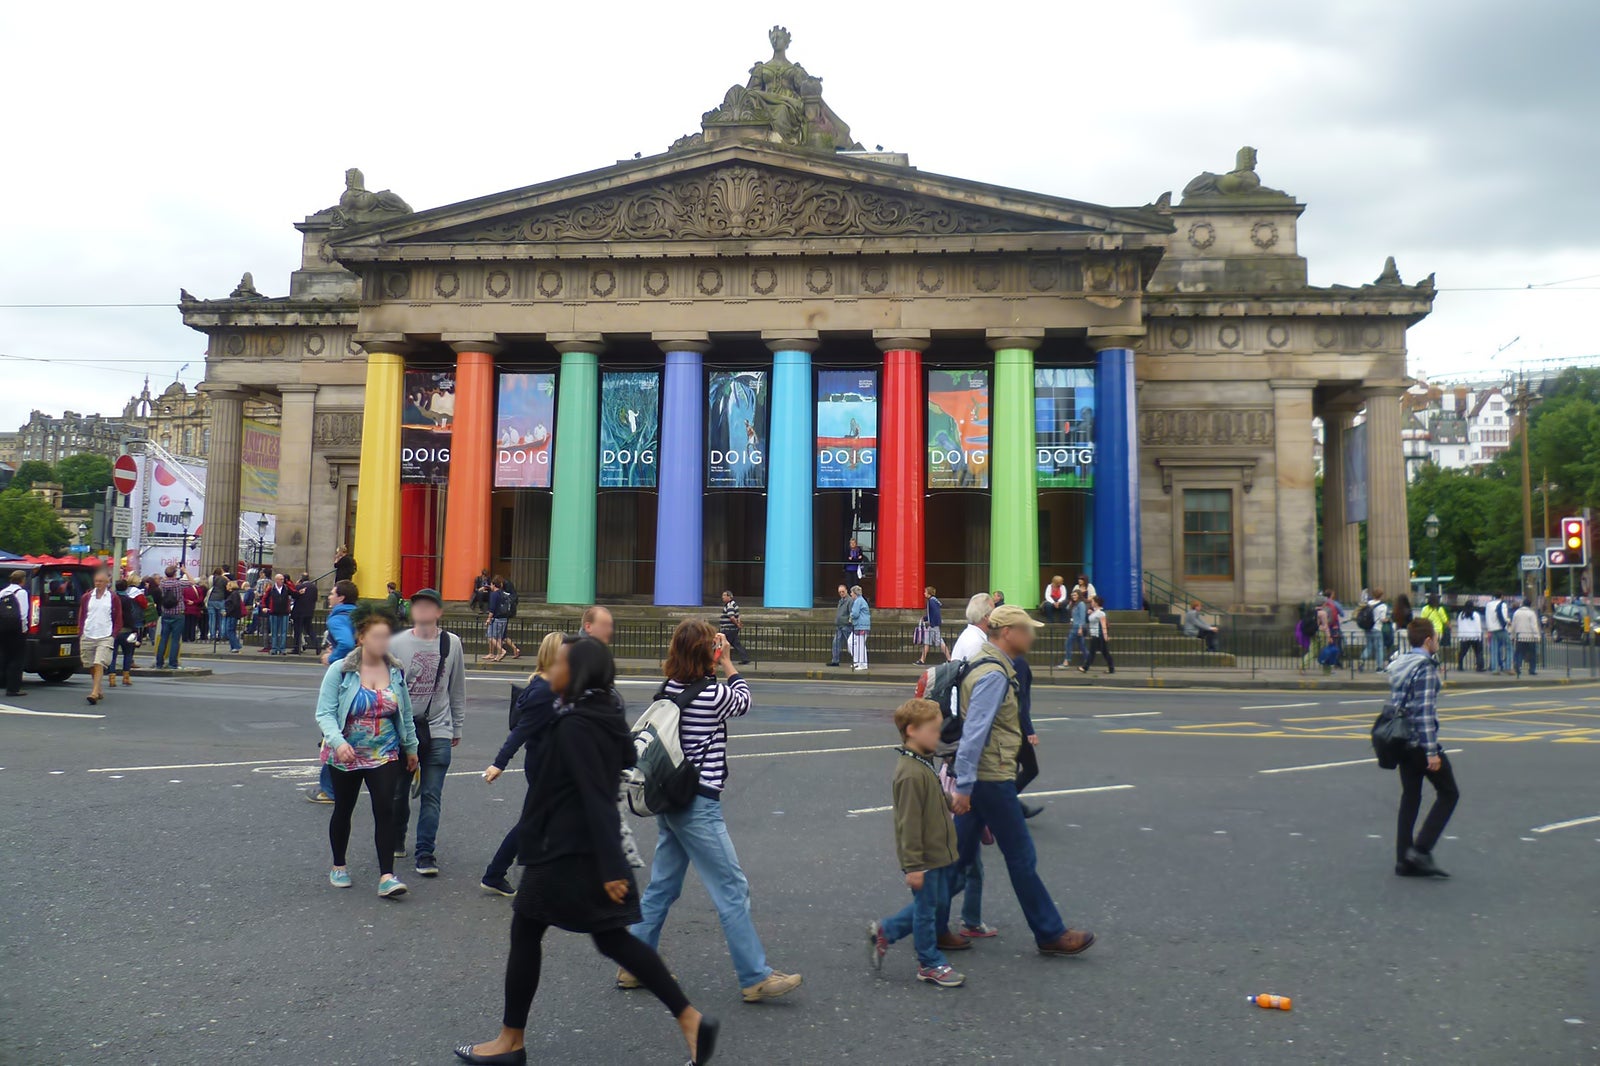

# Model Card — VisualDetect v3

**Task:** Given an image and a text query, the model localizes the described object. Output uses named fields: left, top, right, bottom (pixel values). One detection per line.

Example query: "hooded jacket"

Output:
left=324, top=602, right=357, bottom=661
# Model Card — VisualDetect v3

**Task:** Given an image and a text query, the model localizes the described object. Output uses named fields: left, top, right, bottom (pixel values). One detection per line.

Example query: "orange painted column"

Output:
left=440, top=344, right=498, bottom=601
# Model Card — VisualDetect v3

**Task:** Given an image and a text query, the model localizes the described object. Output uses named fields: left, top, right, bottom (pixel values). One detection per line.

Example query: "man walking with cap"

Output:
left=390, top=588, right=466, bottom=877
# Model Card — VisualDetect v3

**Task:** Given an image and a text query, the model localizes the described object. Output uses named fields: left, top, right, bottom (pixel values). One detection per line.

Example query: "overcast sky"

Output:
left=1, top=0, right=1595, bottom=433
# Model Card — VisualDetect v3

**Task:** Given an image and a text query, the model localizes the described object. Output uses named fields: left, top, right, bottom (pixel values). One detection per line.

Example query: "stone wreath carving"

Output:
left=384, top=272, right=410, bottom=299
left=1139, top=408, right=1274, bottom=447
left=1250, top=220, right=1279, bottom=250
left=644, top=268, right=670, bottom=296
left=537, top=270, right=563, bottom=298
left=590, top=269, right=617, bottom=298
left=485, top=270, right=512, bottom=298
left=751, top=267, right=778, bottom=295
left=973, top=263, right=1001, bottom=292
left=805, top=265, right=833, bottom=294
left=266, top=334, right=285, bottom=356
left=435, top=272, right=460, bottom=298
left=696, top=266, right=724, bottom=295
left=1187, top=221, right=1216, bottom=250
left=226, top=334, right=244, bottom=356
left=438, top=166, right=1044, bottom=242
left=306, top=332, right=326, bottom=356
left=916, top=265, right=943, bottom=294
left=860, top=265, right=888, bottom=294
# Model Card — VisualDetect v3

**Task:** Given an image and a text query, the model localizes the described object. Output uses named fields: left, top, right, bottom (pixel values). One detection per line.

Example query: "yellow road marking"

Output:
left=1176, top=721, right=1260, bottom=730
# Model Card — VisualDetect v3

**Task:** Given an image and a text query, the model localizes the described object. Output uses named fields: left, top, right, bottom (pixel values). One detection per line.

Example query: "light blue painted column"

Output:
left=1092, top=343, right=1141, bottom=609
left=763, top=338, right=817, bottom=607
left=653, top=338, right=708, bottom=605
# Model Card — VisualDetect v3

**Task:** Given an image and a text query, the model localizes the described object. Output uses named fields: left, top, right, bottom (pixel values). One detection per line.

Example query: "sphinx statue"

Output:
left=1181, top=146, right=1290, bottom=201
left=329, top=168, right=413, bottom=227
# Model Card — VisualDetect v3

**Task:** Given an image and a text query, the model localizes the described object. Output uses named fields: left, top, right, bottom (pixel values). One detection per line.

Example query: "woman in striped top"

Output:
left=623, top=619, right=803, bottom=1004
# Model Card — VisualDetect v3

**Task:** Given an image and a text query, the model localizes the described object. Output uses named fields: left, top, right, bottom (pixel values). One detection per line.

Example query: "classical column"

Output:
left=1320, top=403, right=1361, bottom=601
left=274, top=384, right=318, bottom=579
left=439, top=337, right=500, bottom=602
left=351, top=339, right=406, bottom=598
left=1271, top=380, right=1317, bottom=608
left=1092, top=337, right=1143, bottom=610
left=546, top=337, right=602, bottom=605
left=988, top=331, right=1042, bottom=607
left=198, top=384, right=246, bottom=577
left=876, top=332, right=928, bottom=610
left=654, top=335, right=709, bottom=606
left=763, top=334, right=817, bottom=608
left=1363, top=384, right=1410, bottom=599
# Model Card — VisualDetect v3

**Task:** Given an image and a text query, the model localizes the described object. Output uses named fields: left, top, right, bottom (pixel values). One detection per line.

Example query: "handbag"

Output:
left=912, top=620, right=929, bottom=647
left=1370, top=701, right=1412, bottom=769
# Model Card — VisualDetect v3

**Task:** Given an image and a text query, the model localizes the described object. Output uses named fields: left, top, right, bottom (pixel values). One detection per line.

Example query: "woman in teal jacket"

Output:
left=316, top=606, right=419, bottom=897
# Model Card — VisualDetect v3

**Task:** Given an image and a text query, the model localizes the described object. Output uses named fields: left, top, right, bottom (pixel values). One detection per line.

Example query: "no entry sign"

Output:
left=112, top=454, right=138, bottom=496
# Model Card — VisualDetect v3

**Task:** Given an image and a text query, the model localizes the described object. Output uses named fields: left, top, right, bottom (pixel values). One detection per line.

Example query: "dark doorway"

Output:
left=1039, top=490, right=1089, bottom=590
left=926, top=493, right=990, bottom=604
left=492, top=489, right=551, bottom=599
left=597, top=492, right=658, bottom=602
left=704, top=492, right=765, bottom=607
left=815, top=490, right=876, bottom=605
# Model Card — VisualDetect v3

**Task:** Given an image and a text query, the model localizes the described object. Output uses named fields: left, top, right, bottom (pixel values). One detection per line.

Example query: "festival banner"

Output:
left=240, top=418, right=280, bottom=512
left=598, top=371, right=660, bottom=487
left=926, top=369, right=990, bottom=489
left=402, top=370, right=454, bottom=484
left=495, top=372, right=557, bottom=488
left=1034, top=367, right=1096, bottom=488
left=140, top=454, right=207, bottom=539
left=707, top=370, right=769, bottom=488
left=816, top=370, right=878, bottom=489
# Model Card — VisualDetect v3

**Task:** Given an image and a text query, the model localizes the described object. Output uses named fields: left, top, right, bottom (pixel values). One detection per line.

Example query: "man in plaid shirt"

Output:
left=1389, top=617, right=1459, bottom=878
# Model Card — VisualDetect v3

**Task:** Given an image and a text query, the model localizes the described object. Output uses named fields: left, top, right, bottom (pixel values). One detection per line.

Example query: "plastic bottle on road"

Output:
left=1249, top=994, right=1292, bottom=1011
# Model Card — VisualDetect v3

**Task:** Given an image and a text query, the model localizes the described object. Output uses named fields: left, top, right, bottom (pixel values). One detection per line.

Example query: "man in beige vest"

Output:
left=950, top=604, right=1095, bottom=957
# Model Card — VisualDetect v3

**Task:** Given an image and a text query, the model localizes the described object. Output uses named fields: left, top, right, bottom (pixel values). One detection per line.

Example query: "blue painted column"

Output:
left=763, top=338, right=817, bottom=607
left=653, top=338, right=708, bottom=605
left=1092, top=342, right=1142, bottom=609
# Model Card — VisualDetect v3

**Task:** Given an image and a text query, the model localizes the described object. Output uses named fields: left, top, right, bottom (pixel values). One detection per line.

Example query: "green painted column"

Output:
left=989, top=336, right=1041, bottom=606
left=547, top=344, right=600, bottom=604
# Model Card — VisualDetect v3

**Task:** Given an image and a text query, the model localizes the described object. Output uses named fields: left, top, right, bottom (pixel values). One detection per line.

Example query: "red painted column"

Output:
left=440, top=342, right=499, bottom=602
left=876, top=336, right=927, bottom=609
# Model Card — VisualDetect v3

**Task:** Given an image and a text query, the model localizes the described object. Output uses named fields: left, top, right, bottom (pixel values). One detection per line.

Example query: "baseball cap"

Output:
left=410, top=588, right=443, bottom=607
left=989, top=604, right=1044, bottom=630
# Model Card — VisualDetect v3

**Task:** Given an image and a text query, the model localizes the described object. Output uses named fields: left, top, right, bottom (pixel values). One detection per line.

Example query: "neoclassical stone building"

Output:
left=182, top=29, right=1431, bottom=614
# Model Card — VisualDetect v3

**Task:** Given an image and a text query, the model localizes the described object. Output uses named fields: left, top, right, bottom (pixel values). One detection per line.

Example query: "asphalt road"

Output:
left=2, top=662, right=1596, bottom=1065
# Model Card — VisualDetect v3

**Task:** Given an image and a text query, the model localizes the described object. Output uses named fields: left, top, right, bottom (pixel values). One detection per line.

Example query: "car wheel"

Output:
left=38, top=668, right=75, bottom=684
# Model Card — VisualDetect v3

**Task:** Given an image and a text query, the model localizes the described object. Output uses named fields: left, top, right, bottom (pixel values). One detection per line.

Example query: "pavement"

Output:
left=2, top=664, right=1597, bottom=1065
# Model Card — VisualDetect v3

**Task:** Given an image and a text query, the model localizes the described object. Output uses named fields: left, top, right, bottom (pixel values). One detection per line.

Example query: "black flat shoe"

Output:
left=1021, top=803, right=1044, bottom=820
left=1405, top=848, right=1450, bottom=878
left=453, top=1044, right=526, bottom=1065
left=692, top=1014, right=720, bottom=1065
left=1394, top=861, right=1425, bottom=877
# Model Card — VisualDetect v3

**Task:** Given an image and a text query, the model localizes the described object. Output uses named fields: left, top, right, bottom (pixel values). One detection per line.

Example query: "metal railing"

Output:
left=1142, top=570, right=1227, bottom=618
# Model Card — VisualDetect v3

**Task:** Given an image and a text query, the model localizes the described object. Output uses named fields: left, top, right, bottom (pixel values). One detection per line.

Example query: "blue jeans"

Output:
left=880, top=862, right=958, bottom=968
left=222, top=616, right=240, bottom=651
left=207, top=604, right=223, bottom=642
left=156, top=615, right=183, bottom=668
left=1064, top=629, right=1086, bottom=662
left=269, top=614, right=289, bottom=653
left=1362, top=630, right=1387, bottom=669
left=318, top=762, right=333, bottom=798
left=114, top=633, right=136, bottom=673
left=831, top=625, right=849, bottom=663
left=630, top=794, right=771, bottom=989
left=1491, top=631, right=1512, bottom=671
left=959, top=852, right=984, bottom=929
left=955, top=779, right=1067, bottom=946
left=394, top=733, right=452, bottom=857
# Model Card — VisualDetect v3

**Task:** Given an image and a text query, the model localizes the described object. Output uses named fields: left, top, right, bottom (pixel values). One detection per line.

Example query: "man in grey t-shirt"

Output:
left=389, top=588, right=466, bottom=877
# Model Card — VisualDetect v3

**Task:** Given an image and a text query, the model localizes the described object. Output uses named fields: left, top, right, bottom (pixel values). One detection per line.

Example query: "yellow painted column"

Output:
left=352, top=345, right=405, bottom=598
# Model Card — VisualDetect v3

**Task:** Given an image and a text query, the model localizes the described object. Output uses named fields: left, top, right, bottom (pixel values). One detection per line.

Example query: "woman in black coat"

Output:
left=454, top=638, right=719, bottom=1066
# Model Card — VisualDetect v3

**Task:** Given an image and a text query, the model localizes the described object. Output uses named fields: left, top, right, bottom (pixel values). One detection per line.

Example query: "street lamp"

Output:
left=178, top=498, right=193, bottom=574
left=1424, top=512, right=1440, bottom=597
left=76, top=521, right=88, bottom=550
left=256, top=516, right=269, bottom=570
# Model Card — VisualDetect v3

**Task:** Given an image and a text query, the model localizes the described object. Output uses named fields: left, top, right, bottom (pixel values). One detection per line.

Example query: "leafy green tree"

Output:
left=10, top=460, right=55, bottom=489
left=53, top=453, right=114, bottom=503
left=0, top=487, right=72, bottom=555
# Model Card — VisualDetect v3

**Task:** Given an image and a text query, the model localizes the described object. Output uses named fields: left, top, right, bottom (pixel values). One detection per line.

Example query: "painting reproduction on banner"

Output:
left=926, top=369, right=989, bottom=488
left=495, top=372, right=556, bottom=488
left=816, top=370, right=877, bottom=489
left=707, top=370, right=768, bottom=488
left=240, top=418, right=280, bottom=513
left=402, top=370, right=454, bottom=484
left=599, top=371, right=660, bottom=487
left=1034, top=367, right=1096, bottom=488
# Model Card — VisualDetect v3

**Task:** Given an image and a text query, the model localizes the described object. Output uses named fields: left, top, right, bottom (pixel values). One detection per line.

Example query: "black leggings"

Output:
left=1015, top=740, right=1039, bottom=794
left=503, top=912, right=689, bottom=1030
left=328, top=760, right=405, bottom=874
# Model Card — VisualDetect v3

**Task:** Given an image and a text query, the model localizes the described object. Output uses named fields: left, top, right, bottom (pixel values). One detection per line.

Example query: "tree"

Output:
left=0, top=488, right=72, bottom=555
left=11, top=460, right=54, bottom=490
left=54, top=453, right=114, bottom=503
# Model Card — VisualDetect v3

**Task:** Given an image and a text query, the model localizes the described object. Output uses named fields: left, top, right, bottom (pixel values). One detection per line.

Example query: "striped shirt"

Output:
left=662, top=674, right=752, bottom=793
left=719, top=599, right=741, bottom=631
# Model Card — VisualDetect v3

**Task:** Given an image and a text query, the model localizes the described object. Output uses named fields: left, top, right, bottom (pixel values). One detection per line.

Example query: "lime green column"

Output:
left=988, top=333, right=1042, bottom=606
left=547, top=341, right=600, bottom=604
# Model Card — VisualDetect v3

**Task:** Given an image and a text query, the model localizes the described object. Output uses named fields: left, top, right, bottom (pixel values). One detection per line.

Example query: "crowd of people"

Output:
left=1307, top=587, right=1548, bottom=678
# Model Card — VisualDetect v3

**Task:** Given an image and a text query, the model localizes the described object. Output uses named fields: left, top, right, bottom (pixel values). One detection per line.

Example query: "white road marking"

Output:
left=1520, top=836, right=1537, bottom=842
left=1240, top=702, right=1318, bottom=711
left=89, top=757, right=320, bottom=773
left=0, top=705, right=105, bottom=719
left=734, top=728, right=852, bottom=740
left=732, top=743, right=894, bottom=761
left=49, top=770, right=65, bottom=775
left=1531, top=814, right=1600, bottom=834
left=1259, top=748, right=1462, bottom=775
left=1339, top=698, right=1384, bottom=705
left=1094, top=711, right=1162, bottom=718
left=845, top=782, right=1134, bottom=815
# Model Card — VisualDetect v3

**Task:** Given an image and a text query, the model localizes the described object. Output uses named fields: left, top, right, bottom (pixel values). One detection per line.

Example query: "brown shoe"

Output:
left=122, top=672, right=132, bottom=686
left=741, top=970, right=802, bottom=1003
left=1038, top=930, right=1096, bottom=956
left=615, top=967, right=642, bottom=990
left=937, top=931, right=972, bottom=952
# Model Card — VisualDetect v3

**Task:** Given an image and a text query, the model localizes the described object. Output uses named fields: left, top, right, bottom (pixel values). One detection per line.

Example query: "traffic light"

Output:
left=1561, top=516, right=1588, bottom=567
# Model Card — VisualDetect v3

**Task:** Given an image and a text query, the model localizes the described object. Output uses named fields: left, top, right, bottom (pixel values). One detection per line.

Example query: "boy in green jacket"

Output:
left=867, top=699, right=965, bottom=988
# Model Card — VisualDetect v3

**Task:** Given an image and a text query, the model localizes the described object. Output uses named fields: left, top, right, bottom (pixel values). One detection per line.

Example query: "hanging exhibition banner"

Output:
left=402, top=370, right=454, bottom=484
left=240, top=418, right=280, bottom=513
left=816, top=370, right=878, bottom=489
left=926, top=369, right=990, bottom=489
left=1343, top=421, right=1369, bottom=523
left=1034, top=367, right=1096, bottom=488
left=495, top=372, right=557, bottom=488
left=707, top=370, right=769, bottom=488
left=599, top=370, right=660, bottom=487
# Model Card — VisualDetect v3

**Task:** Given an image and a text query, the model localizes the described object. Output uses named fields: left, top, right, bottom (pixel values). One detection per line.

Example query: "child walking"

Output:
left=867, top=699, right=966, bottom=988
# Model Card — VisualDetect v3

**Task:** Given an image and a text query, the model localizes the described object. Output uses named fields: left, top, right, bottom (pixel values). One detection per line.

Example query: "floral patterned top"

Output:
left=325, top=684, right=401, bottom=771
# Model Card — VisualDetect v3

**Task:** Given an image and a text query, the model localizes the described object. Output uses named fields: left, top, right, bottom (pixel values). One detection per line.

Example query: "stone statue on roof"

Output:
left=328, top=167, right=413, bottom=227
left=1181, top=146, right=1291, bottom=203
left=689, top=26, right=860, bottom=153
left=230, top=272, right=264, bottom=299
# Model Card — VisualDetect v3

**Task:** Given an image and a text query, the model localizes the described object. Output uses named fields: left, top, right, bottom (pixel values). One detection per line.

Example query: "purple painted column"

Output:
left=653, top=337, right=709, bottom=605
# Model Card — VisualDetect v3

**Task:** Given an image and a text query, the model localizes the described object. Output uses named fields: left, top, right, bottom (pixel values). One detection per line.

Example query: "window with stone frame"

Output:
left=1182, top=488, right=1233, bottom=578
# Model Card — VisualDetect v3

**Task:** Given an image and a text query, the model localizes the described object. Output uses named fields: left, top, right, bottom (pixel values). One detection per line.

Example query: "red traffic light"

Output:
left=1563, top=518, right=1584, bottom=550
left=1557, top=517, right=1588, bottom=567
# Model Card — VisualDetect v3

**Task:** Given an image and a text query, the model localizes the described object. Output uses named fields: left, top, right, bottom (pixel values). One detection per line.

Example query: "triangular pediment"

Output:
left=328, top=143, right=1169, bottom=253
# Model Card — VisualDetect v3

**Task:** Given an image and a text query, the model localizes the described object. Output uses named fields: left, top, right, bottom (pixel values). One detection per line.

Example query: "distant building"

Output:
left=121, top=378, right=277, bottom=459
left=0, top=432, right=20, bottom=468
left=1466, top=387, right=1510, bottom=464
left=18, top=410, right=138, bottom=464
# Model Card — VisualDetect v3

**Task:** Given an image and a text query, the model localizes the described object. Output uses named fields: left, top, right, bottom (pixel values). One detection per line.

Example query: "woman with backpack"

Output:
left=623, top=619, right=802, bottom=1004
left=453, top=638, right=721, bottom=1066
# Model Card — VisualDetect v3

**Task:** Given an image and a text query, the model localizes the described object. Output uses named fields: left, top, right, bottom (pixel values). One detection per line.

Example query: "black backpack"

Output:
left=0, top=589, right=22, bottom=637
left=1355, top=603, right=1376, bottom=631
left=502, top=580, right=520, bottom=618
left=916, top=656, right=1015, bottom=745
left=161, top=586, right=180, bottom=611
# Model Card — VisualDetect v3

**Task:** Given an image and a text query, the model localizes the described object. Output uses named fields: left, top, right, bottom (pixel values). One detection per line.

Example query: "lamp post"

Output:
left=1424, top=511, right=1440, bottom=598
left=76, top=521, right=89, bottom=553
left=178, top=499, right=193, bottom=574
left=256, top=516, right=268, bottom=571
